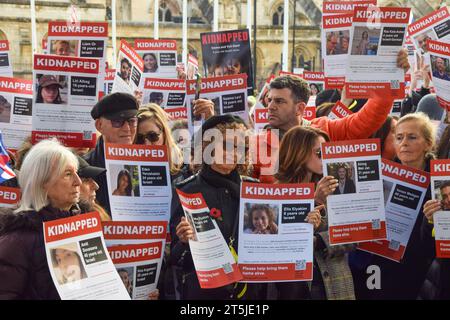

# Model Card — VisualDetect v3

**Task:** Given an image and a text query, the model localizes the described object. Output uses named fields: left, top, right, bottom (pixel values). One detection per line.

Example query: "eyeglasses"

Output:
left=136, top=131, right=161, bottom=144
left=110, top=117, right=138, bottom=128
left=314, top=149, right=322, bottom=159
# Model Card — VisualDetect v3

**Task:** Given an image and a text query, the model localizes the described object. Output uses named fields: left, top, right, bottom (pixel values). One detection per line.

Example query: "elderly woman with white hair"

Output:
left=0, top=139, right=82, bottom=299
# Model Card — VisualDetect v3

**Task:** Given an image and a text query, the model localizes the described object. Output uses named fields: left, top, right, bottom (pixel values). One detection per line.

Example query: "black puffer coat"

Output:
left=418, top=259, right=450, bottom=300
left=0, top=205, right=80, bottom=300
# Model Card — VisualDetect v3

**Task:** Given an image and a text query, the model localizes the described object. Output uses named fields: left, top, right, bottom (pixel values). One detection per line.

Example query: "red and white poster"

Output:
left=134, top=39, right=178, bottom=79
left=47, top=21, right=108, bottom=96
left=0, top=77, right=33, bottom=149
left=0, top=186, right=20, bottom=208
left=321, top=139, right=387, bottom=245
left=104, top=143, right=172, bottom=222
left=0, top=40, right=12, bottom=77
left=43, top=212, right=130, bottom=300
left=328, top=101, right=353, bottom=120
left=322, top=13, right=352, bottom=89
left=253, top=108, right=269, bottom=132
left=430, top=159, right=450, bottom=258
left=185, top=74, right=248, bottom=133
left=427, top=40, right=450, bottom=111
left=407, top=7, right=450, bottom=56
left=112, top=40, right=144, bottom=95
left=359, top=159, right=430, bottom=262
left=103, top=221, right=167, bottom=299
left=142, top=78, right=185, bottom=109
left=304, top=71, right=325, bottom=107
left=176, top=189, right=243, bottom=289
left=32, top=54, right=100, bottom=147
left=345, top=7, right=411, bottom=99
left=238, top=183, right=314, bottom=282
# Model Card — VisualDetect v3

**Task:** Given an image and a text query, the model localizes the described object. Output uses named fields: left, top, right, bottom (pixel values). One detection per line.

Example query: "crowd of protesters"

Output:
left=0, top=26, right=448, bottom=301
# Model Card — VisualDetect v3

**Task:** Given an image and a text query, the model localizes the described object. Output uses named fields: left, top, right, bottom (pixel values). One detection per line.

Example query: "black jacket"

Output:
left=418, top=258, right=450, bottom=300
left=333, top=178, right=356, bottom=195
left=0, top=205, right=80, bottom=300
left=83, top=136, right=111, bottom=215
left=169, top=166, right=259, bottom=299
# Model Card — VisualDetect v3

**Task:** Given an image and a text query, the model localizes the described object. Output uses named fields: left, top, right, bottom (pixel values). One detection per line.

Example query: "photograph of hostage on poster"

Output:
left=201, top=29, right=254, bottom=93
left=430, top=160, right=450, bottom=258
left=43, top=212, right=130, bottom=300
left=104, top=143, right=171, bottom=222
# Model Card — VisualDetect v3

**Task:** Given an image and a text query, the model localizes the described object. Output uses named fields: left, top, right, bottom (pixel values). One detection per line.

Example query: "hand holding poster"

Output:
left=321, top=139, right=387, bottom=245
left=43, top=212, right=130, bottom=300
left=176, top=189, right=243, bottom=289
left=238, top=183, right=314, bottom=282
left=0, top=77, right=33, bottom=150
left=430, top=159, right=450, bottom=258
left=32, top=54, right=100, bottom=147
left=112, top=40, right=144, bottom=95
left=104, top=143, right=172, bottom=222
left=134, top=39, right=178, bottom=78
left=427, top=39, right=450, bottom=111
left=185, top=74, right=248, bottom=133
left=103, top=221, right=167, bottom=299
left=345, top=7, right=411, bottom=99
left=0, top=41, right=12, bottom=77
left=201, top=29, right=254, bottom=92
left=359, top=159, right=430, bottom=262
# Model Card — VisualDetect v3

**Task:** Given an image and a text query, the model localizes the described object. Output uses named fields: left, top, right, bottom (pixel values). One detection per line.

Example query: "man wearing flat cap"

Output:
left=83, top=92, right=139, bottom=215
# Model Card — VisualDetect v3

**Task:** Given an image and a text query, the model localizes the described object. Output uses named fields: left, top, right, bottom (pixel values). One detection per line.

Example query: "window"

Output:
left=159, top=2, right=172, bottom=22
left=272, top=5, right=284, bottom=26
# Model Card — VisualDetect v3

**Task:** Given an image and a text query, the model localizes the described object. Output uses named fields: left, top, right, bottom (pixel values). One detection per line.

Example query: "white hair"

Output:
left=15, top=139, right=79, bottom=213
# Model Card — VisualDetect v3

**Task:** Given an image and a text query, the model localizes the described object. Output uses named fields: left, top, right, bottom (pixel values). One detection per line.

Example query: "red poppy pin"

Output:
left=209, top=208, right=223, bottom=221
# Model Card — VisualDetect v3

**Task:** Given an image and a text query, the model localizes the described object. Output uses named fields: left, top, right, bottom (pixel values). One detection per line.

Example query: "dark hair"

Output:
left=370, top=116, right=397, bottom=154
left=121, top=58, right=132, bottom=68
left=117, top=169, right=132, bottom=196
left=36, top=84, right=62, bottom=104
left=117, top=268, right=129, bottom=275
left=143, top=53, right=158, bottom=72
left=269, top=75, right=310, bottom=104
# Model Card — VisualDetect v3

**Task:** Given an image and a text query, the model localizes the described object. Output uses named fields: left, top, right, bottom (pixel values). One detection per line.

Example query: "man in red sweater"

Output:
left=253, top=49, right=410, bottom=183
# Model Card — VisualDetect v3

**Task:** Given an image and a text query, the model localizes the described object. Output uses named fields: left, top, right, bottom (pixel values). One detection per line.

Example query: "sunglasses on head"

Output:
left=110, top=117, right=138, bottom=128
left=136, top=131, right=161, bottom=144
